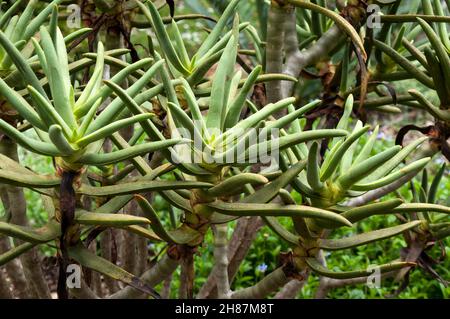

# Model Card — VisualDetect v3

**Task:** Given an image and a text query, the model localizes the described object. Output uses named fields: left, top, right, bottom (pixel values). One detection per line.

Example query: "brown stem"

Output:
left=179, top=248, right=195, bottom=299
left=57, top=170, right=78, bottom=299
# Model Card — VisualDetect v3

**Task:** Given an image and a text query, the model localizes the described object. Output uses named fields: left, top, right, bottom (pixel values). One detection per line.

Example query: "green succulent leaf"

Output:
left=76, top=114, right=154, bottom=148
left=206, top=14, right=239, bottom=131
left=0, top=77, right=47, bottom=131
left=306, top=257, right=415, bottom=279
left=136, top=195, right=202, bottom=245
left=0, top=221, right=60, bottom=243
left=320, top=124, right=370, bottom=182
left=337, top=145, right=402, bottom=190
left=0, top=242, right=36, bottom=267
left=206, top=201, right=352, bottom=227
left=319, top=221, right=422, bottom=250
left=207, top=173, right=269, bottom=197
left=0, top=121, right=60, bottom=156
left=417, top=18, right=450, bottom=88
left=68, top=244, right=160, bottom=299
left=77, top=180, right=213, bottom=197
left=223, top=65, right=262, bottom=129
left=74, top=211, right=151, bottom=227
left=48, top=124, right=79, bottom=156
left=307, top=142, right=324, bottom=191
left=393, top=203, right=450, bottom=215
left=195, top=0, right=241, bottom=58
left=136, top=0, right=189, bottom=75
left=315, top=199, right=404, bottom=229
left=0, top=30, right=47, bottom=98
left=373, top=39, right=434, bottom=88
left=76, top=139, right=182, bottom=166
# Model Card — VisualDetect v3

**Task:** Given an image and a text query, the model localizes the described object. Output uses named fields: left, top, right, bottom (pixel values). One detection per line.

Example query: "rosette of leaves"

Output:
left=135, top=0, right=274, bottom=85
left=248, top=95, right=450, bottom=280
left=0, top=24, right=193, bottom=298
left=103, top=13, right=355, bottom=260
left=0, top=0, right=92, bottom=124
left=0, top=25, right=182, bottom=170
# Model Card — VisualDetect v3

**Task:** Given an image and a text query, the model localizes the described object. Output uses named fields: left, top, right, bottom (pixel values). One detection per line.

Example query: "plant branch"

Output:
left=108, top=253, right=179, bottom=299
left=230, top=267, right=290, bottom=299
left=212, top=224, right=231, bottom=298
left=265, top=3, right=287, bottom=104
left=274, top=278, right=307, bottom=299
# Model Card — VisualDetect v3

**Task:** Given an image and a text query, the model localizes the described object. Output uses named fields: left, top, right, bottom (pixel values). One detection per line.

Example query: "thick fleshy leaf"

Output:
left=87, top=59, right=165, bottom=133
left=362, top=137, right=429, bottom=182
left=351, top=158, right=430, bottom=191
left=263, top=216, right=299, bottom=246
left=195, top=0, right=241, bottom=58
left=314, top=199, right=404, bottom=229
left=39, top=26, right=77, bottom=128
left=307, top=142, right=323, bottom=191
left=217, top=97, right=296, bottom=145
left=27, top=85, right=72, bottom=137
left=68, top=244, right=160, bottom=299
left=373, top=39, right=434, bottom=88
left=417, top=18, right=450, bottom=88
left=393, top=203, right=450, bottom=215
left=223, top=65, right=262, bottom=129
left=74, top=211, right=151, bottom=227
left=306, top=257, right=415, bottom=279
left=320, top=125, right=370, bottom=182
left=0, top=221, right=60, bottom=243
left=205, top=201, right=352, bottom=227
left=352, top=125, right=379, bottom=165
left=48, top=124, right=79, bottom=156
left=428, top=163, right=446, bottom=203
left=319, top=221, right=422, bottom=250
left=207, top=173, right=268, bottom=197
left=124, top=225, right=161, bottom=242
left=408, top=90, right=450, bottom=121
left=135, top=0, right=188, bottom=74
left=0, top=168, right=60, bottom=188
left=245, top=129, right=348, bottom=163
left=337, top=146, right=401, bottom=190
left=75, top=42, right=105, bottom=110
left=76, top=114, right=154, bottom=147
left=76, top=139, right=182, bottom=166
left=0, top=77, right=46, bottom=131
left=77, top=180, right=213, bottom=197
left=135, top=195, right=178, bottom=243
left=206, top=15, right=239, bottom=130
left=0, top=242, right=36, bottom=266
left=245, top=161, right=307, bottom=203
left=0, top=0, right=24, bottom=29
left=76, top=58, right=154, bottom=117
left=0, top=30, right=48, bottom=98
left=23, top=0, right=64, bottom=40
